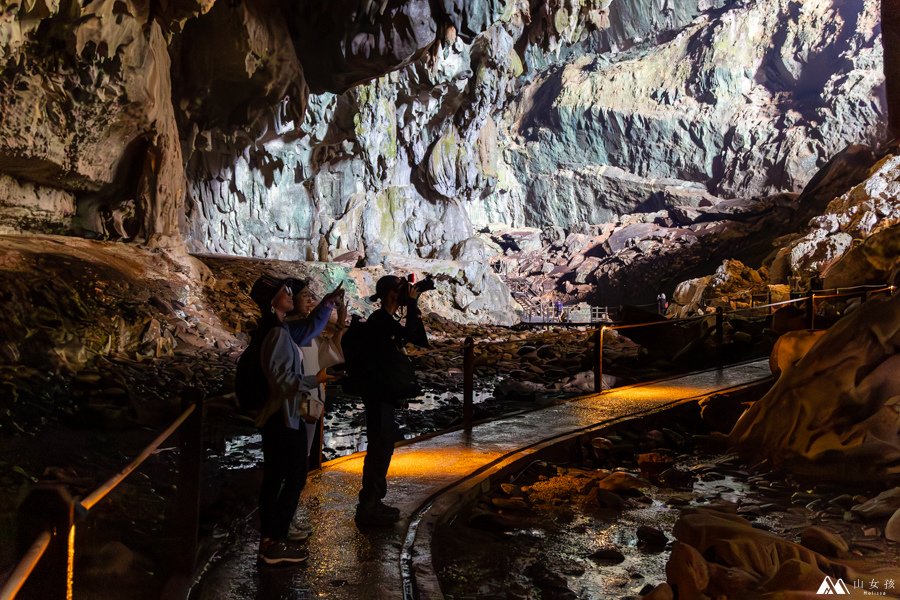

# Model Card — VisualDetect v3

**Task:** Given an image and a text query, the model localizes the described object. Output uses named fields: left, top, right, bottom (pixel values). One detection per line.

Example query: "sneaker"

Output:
left=355, top=502, right=401, bottom=527
left=287, top=524, right=312, bottom=541
left=258, top=541, right=308, bottom=565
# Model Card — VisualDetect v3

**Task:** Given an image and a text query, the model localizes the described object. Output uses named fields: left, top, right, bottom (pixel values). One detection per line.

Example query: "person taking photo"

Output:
left=354, top=275, right=428, bottom=527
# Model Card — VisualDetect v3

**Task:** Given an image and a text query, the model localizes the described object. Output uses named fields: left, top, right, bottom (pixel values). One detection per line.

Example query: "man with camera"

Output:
left=354, top=274, right=431, bottom=527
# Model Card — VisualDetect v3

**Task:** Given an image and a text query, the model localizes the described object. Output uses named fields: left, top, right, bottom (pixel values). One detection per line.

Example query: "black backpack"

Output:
left=340, top=316, right=422, bottom=404
left=340, top=316, right=370, bottom=397
left=235, top=331, right=268, bottom=415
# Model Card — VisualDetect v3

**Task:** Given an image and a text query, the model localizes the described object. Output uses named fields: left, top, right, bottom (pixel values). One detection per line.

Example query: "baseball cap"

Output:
left=369, top=275, right=405, bottom=302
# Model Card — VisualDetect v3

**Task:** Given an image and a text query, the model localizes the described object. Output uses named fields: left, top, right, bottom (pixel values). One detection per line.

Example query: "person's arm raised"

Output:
left=288, top=283, right=343, bottom=346
left=401, top=288, right=428, bottom=348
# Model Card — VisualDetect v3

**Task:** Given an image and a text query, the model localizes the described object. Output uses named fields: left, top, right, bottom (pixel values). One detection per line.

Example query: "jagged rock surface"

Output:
left=0, top=0, right=893, bottom=320
left=771, top=151, right=900, bottom=284
left=492, top=0, right=885, bottom=230
left=0, top=0, right=196, bottom=245
left=488, top=140, right=900, bottom=309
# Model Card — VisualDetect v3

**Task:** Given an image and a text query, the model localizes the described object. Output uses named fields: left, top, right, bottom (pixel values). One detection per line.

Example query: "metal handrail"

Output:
left=81, top=403, right=196, bottom=511
left=3, top=398, right=202, bottom=599
left=811, top=286, right=893, bottom=301
left=0, top=532, right=51, bottom=600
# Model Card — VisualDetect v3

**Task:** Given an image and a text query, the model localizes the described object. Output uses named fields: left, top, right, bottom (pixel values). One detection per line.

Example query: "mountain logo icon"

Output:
left=817, top=577, right=851, bottom=594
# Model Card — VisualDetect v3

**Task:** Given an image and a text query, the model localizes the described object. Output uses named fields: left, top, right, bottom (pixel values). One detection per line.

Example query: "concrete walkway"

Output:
left=191, top=360, right=771, bottom=600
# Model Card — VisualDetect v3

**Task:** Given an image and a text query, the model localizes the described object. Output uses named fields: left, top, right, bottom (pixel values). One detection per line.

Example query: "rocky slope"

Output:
left=482, top=140, right=900, bottom=308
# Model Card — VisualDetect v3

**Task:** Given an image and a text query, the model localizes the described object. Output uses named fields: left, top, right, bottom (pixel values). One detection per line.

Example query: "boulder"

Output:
left=730, top=294, right=900, bottom=481
left=851, top=488, right=900, bottom=520
left=798, top=526, right=849, bottom=558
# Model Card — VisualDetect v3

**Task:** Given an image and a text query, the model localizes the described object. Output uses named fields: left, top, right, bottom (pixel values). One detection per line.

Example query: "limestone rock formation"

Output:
left=0, top=0, right=193, bottom=245
left=496, top=0, right=885, bottom=230
left=729, top=292, right=900, bottom=482
left=0, top=0, right=893, bottom=320
left=771, top=150, right=900, bottom=284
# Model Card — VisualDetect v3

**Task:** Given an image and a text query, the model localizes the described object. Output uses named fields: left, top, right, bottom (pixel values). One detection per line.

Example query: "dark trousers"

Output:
left=359, top=398, right=398, bottom=506
left=259, top=417, right=308, bottom=540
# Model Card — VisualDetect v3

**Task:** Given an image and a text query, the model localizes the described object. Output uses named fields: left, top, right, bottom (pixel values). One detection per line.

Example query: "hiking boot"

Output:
left=258, top=541, right=308, bottom=566
left=287, top=524, right=312, bottom=541
left=355, top=502, right=401, bottom=527
left=375, top=500, right=401, bottom=518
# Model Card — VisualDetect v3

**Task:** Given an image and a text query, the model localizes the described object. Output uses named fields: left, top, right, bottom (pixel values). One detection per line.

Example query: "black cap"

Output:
left=369, top=275, right=404, bottom=302
left=250, top=275, right=306, bottom=312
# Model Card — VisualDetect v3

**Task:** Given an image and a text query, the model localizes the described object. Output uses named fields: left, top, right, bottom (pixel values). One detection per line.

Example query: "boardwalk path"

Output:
left=193, top=360, right=771, bottom=600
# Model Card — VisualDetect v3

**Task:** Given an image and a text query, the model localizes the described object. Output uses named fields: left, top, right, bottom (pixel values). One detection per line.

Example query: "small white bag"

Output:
left=298, top=392, right=324, bottom=423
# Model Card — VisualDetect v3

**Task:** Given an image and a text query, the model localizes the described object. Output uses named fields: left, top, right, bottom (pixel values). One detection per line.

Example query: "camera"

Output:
left=413, top=274, right=436, bottom=294
left=399, top=274, right=435, bottom=302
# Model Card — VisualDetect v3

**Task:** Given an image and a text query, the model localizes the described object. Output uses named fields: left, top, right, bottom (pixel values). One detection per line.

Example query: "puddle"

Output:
left=216, top=383, right=500, bottom=466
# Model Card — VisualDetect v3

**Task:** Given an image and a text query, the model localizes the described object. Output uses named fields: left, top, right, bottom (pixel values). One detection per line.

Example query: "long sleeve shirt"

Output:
left=255, top=298, right=334, bottom=429
left=360, top=302, right=428, bottom=402
left=366, top=302, right=428, bottom=355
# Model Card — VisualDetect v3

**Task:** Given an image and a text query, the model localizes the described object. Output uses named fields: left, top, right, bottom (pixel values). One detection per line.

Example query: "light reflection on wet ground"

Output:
left=219, top=384, right=503, bottom=469
left=572, top=470, right=765, bottom=598
left=436, top=456, right=772, bottom=599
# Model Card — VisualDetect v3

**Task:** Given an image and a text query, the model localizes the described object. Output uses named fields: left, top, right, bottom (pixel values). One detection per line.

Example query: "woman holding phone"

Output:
left=248, top=275, right=344, bottom=565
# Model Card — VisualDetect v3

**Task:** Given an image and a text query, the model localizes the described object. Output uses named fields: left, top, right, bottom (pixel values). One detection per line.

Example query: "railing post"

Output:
left=463, top=337, right=474, bottom=430
left=315, top=413, right=325, bottom=470
left=806, top=292, right=815, bottom=329
left=171, top=390, right=203, bottom=584
left=715, top=307, right=724, bottom=367
left=593, top=328, right=603, bottom=394
left=16, top=483, right=76, bottom=599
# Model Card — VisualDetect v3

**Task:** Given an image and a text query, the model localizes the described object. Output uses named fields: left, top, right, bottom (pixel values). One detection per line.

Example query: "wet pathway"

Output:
left=191, top=360, right=771, bottom=600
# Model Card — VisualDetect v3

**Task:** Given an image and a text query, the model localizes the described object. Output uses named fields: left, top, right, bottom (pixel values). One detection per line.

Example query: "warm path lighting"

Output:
left=330, top=447, right=504, bottom=480
left=66, top=525, right=75, bottom=600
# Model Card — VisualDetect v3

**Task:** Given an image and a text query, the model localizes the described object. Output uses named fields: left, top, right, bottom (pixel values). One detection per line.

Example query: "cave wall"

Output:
left=180, top=2, right=605, bottom=263
left=0, top=0, right=892, bottom=273
left=183, top=0, right=887, bottom=260
left=487, top=0, right=886, bottom=230
left=0, top=0, right=206, bottom=245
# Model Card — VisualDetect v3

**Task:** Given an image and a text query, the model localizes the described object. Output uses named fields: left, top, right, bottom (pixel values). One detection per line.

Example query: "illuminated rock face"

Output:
left=0, top=0, right=892, bottom=316
left=729, top=293, right=900, bottom=481
left=0, top=0, right=200, bottom=246
left=494, top=0, right=886, bottom=230
left=181, top=0, right=886, bottom=278
left=771, top=152, right=900, bottom=284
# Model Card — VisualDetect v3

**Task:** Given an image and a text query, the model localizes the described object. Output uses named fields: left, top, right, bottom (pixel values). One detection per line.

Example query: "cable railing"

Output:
left=443, top=285, right=895, bottom=428
left=1, top=393, right=204, bottom=600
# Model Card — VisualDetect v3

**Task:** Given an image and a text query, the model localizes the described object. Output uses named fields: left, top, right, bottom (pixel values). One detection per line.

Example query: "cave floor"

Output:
left=190, top=360, right=771, bottom=600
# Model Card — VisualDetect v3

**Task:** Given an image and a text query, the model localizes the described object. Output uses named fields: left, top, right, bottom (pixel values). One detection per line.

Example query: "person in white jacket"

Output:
left=292, top=285, right=348, bottom=455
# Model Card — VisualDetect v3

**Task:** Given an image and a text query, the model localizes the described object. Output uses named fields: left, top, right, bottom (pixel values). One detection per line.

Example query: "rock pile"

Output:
left=436, top=399, right=900, bottom=600
left=483, top=144, right=899, bottom=315
left=483, top=194, right=805, bottom=309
